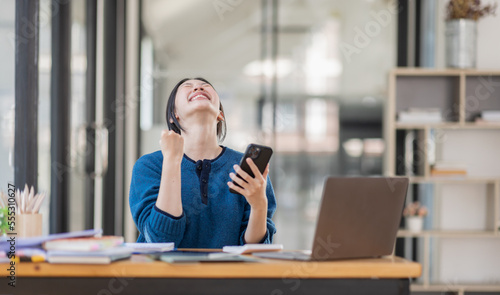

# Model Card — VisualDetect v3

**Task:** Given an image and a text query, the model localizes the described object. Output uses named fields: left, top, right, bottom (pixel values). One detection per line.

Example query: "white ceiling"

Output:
left=143, top=0, right=320, bottom=66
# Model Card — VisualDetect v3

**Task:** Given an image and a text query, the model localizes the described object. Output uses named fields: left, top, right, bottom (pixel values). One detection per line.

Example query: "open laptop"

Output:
left=254, top=177, right=409, bottom=261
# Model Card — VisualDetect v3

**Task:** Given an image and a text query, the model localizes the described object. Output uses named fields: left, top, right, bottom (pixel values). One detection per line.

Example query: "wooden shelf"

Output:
left=397, top=230, right=499, bottom=238
left=387, top=68, right=500, bottom=292
left=391, top=67, right=500, bottom=76
left=462, top=122, right=500, bottom=128
left=407, top=176, right=499, bottom=184
left=391, top=68, right=463, bottom=76
left=395, top=122, right=500, bottom=129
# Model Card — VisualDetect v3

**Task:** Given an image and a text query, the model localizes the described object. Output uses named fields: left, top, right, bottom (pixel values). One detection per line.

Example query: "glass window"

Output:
left=68, top=0, right=88, bottom=231
left=38, top=0, right=52, bottom=235
left=38, top=0, right=88, bottom=233
left=0, top=0, right=15, bottom=194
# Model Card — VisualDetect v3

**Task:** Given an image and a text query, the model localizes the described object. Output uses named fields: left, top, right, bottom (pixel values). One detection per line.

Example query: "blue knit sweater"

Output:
left=129, top=146, right=277, bottom=248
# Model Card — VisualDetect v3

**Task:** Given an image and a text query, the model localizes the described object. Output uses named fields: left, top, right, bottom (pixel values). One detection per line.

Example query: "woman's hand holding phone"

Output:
left=228, top=144, right=272, bottom=243
left=228, top=158, right=269, bottom=210
left=160, top=130, right=184, bottom=164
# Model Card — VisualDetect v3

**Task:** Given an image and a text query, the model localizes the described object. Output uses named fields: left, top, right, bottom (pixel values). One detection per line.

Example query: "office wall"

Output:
left=336, top=0, right=397, bottom=97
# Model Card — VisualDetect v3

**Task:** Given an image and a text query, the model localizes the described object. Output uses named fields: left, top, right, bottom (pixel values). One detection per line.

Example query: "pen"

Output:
left=20, top=255, right=46, bottom=263
left=31, top=255, right=46, bottom=263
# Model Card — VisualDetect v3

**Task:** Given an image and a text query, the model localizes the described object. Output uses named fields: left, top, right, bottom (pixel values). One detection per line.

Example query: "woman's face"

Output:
left=174, top=79, right=221, bottom=121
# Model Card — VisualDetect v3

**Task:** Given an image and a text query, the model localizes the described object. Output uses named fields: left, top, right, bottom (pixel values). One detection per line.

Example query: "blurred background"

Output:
left=138, top=0, right=391, bottom=249
left=0, top=0, right=394, bottom=247
left=2, top=1, right=500, bottom=290
left=3, top=0, right=500, bottom=293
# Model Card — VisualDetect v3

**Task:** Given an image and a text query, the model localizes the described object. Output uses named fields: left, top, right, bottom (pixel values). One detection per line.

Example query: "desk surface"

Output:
left=14, top=255, right=421, bottom=279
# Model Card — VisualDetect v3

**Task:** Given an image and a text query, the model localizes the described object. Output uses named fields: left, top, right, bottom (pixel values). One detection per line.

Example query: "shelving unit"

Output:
left=385, top=68, right=500, bottom=295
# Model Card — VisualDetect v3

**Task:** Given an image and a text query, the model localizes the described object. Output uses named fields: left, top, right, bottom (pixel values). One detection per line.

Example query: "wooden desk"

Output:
left=2, top=255, right=421, bottom=295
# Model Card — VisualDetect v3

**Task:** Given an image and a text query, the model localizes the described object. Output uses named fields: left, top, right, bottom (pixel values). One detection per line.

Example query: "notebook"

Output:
left=46, top=247, right=133, bottom=264
left=43, top=236, right=124, bottom=251
left=253, top=177, right=409, bottom=261
left=222, top=244, right=283, bottom=254
left=159, top=251, right=258, bottom=263
left=123, top=242, right=174, bottom=254
left=0, top=229, right=102, bottom=252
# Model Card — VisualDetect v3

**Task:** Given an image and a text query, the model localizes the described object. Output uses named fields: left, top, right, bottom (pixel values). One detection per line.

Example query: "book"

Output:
left=159, top=251, right=258, bottom=263
left=222, top=244, right=283, bottom=254
left=398, top=113, right=443, bottom=123
left=123, top=242, right=174, bottom=254
left=431, top=162, right=467, bottom=176
left=398, top=108, right=443, bottom=123
left=432, top=162, right=467, bottom=171
left=46, top=247, right=132, bottom=264
left=430, top=169, right=467, bottom=176
left=43, top=236, right=124, bottom=252
left=481, top=110, right=500, bottom=121
left=407, top=108, right=442, bottom=113
left=0, top=251, right=9, bottom=263
left=0, top=229, right=102, bottom=252
left=474, top=118, right=500, bottom=125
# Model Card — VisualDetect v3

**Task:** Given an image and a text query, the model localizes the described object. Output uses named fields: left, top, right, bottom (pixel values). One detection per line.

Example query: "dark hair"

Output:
left=166, top=77, right=227, bottom=143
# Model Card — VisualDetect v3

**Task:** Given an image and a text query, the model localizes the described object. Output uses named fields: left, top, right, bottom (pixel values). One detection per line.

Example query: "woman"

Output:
left=129, top=78, right=277, bottom=248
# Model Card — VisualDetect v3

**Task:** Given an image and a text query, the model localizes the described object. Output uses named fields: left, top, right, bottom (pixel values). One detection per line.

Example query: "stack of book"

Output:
left=398, top=108, right=443, bottom=123
left=430, top=162, right=467, bottom=177
left=476, top=110, right=500, bottom=123
left=44, top=235, right=132, bottom=264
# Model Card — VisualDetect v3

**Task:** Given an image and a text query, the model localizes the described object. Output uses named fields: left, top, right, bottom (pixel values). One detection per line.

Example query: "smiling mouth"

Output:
left=189, top=93, right=210, bottom=102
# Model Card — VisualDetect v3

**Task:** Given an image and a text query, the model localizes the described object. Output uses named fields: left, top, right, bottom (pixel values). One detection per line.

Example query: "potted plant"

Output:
left=445, top=0, right=497, bottom=68
left=403, top=201, right=428, bottom=233
left=0, top=207, right=8, bottom=236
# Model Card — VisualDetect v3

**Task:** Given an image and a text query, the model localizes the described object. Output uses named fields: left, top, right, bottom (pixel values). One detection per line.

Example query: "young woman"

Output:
left=129, top=78, right=277, bottom=248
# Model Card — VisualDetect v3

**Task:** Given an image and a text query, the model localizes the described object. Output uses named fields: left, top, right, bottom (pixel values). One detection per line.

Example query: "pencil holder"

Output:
left=15, top=213, right=43, bottom=238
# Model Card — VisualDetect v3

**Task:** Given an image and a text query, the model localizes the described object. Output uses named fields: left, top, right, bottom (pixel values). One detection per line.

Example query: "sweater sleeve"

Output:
left=129, top=153, right=186, bottom=244
left=239, top=175, right=277, bottom=245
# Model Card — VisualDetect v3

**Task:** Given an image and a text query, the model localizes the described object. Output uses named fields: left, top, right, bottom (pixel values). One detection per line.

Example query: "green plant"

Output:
left=0, top=207, right=9, bottom=235
left=446, top=0, right=497, bottom=21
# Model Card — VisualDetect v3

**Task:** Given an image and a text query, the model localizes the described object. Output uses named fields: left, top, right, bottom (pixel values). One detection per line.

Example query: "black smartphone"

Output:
left=229, top=144, right=273, bottom=194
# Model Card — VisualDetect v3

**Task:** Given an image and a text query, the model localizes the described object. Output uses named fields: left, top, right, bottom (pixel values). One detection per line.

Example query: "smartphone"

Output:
left=229, top=144, right=273, bottom=194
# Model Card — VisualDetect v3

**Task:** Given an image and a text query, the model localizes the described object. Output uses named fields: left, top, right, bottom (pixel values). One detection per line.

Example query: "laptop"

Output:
left=253, top=177, right=409, bottom=261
